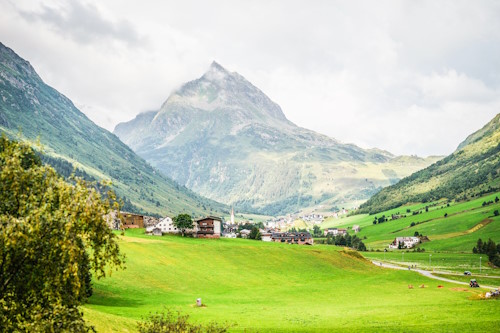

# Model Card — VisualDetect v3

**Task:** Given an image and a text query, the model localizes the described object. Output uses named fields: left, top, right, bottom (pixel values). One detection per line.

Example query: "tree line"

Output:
left=473, top=238, right=500, bottom=267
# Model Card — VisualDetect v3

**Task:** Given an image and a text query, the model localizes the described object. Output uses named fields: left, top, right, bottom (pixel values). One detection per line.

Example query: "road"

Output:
left=371, top=260, right=499, bottom=289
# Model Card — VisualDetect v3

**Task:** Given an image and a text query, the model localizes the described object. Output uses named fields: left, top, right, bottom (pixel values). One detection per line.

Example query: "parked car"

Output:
left=469, top=279, right=479, bottom=288
left=464, top=271, right=471, bottom=275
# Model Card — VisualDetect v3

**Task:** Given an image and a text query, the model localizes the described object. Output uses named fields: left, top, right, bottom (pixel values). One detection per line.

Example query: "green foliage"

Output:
left=473, top=238, right=500, bottom=267
left=173, top=214, right=193, bottom=236
left=313, top=225, right=322, bottom=237
left=324, top=233, right=366, bottom=251
left=248, top=226, right=261, bottom=240
left=137, top=310, right=231, bottom=333
left=0, top=136, right=123, bottom=331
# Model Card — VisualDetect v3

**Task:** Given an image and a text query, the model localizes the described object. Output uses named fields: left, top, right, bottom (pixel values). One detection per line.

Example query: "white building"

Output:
left=146, top=217, right=178, bottom=234
left=389, top=237, right=420, bottom=249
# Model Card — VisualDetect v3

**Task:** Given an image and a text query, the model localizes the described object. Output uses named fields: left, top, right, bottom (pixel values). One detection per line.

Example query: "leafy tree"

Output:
left=494, top=210, right=499, bottom=216
left=495, top=196, right=499, bottom=203
left=313, top=225, right=322, bottom=237
left=477, top=238, right=484, bottom=253
left=173, top=214, right=193, bottom=237
left=248, top=226, right=261, bottom=240
left=0, top=137, right=123, bottom=332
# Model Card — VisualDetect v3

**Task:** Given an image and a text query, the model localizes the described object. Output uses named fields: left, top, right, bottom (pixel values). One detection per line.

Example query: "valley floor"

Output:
left=83, top=231, right=500, bottom=332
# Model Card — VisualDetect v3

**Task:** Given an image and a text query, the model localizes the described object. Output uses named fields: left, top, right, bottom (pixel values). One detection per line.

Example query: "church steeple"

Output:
left=230, top=207, right=235, bottom=224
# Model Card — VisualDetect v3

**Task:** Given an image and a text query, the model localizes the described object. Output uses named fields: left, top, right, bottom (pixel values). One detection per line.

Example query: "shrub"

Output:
left=138, top=310, right=232, bottom=333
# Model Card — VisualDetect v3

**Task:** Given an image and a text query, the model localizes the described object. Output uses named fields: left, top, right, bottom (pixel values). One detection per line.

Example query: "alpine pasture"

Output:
left=83, top=229, right=500, bottom=332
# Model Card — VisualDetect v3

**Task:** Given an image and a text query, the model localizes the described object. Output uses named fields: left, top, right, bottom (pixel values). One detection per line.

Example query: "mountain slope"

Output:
left=359, top=113, right=500, bottom=214
left=115, top=62, right=439, bottom=215
left=0, top=42, right=227, bottom=217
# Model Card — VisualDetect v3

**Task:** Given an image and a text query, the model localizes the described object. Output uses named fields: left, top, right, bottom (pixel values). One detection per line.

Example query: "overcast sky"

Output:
left=1, top=0, right=499, bottom=156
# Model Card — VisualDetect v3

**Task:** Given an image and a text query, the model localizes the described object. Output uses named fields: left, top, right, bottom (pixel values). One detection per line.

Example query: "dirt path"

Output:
left=371, top=260, right=499, bottom=289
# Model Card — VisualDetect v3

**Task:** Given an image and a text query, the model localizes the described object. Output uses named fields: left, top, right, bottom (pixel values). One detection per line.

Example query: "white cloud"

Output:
left=1, top=0, right=499, bottom=156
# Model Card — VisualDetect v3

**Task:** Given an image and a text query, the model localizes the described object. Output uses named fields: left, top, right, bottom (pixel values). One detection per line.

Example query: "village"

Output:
left=108, top=209, right=424, bottom=250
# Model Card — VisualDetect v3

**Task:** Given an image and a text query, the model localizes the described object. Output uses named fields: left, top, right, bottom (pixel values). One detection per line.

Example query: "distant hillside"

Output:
left=0, top=42, right=227, bottom=217
left=115, top=62, right=439, bottom=215
left=359, top=113, right=500, bottom=214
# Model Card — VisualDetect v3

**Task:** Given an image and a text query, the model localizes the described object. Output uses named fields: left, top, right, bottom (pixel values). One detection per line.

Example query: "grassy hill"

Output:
left=322, top=192, right=500, bottom=257
left=83, top=230, right=500, bottom=332
left=359, top=113, right=500, bottom=214
left=0, top=42, right=227, bottom=217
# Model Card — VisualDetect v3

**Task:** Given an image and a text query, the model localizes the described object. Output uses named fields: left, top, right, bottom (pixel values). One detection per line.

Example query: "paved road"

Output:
left=371, top=261, right=499, bottom=289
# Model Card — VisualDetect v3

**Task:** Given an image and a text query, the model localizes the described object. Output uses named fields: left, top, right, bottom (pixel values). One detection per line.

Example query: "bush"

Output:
left=138, top=310, right=232, bottom=333
left=494, top=210, right=499, bottom=216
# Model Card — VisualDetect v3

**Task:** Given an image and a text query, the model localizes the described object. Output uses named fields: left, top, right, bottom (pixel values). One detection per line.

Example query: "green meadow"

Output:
left=321, top=192, right=500, bottom=252
left=83, top=230, right=500, bottom=332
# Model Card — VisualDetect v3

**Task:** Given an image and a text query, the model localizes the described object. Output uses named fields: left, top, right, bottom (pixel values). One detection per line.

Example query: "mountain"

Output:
left=359, top=113, right=500, bottom=214
left=114, top=62, right=439, bottom=215
left=0, top=42, right=227, bottom=217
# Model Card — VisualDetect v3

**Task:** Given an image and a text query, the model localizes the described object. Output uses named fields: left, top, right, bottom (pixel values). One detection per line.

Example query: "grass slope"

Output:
left=359, top=113, right=500, bottom=214
left=0, top=42, right=227, bottom=217
left=84, top=230, right=499, bottom=332
left=322, top=192, right=500, bottom=257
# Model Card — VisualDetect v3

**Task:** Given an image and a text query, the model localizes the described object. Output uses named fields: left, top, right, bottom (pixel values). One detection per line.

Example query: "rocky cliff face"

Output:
left=115, top=62, right=439, bottom=215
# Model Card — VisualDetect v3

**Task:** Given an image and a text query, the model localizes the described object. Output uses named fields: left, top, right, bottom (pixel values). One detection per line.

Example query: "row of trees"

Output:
left=323, top=233, right=367, bottom=251
left=473, top=238, right=500, bottom=267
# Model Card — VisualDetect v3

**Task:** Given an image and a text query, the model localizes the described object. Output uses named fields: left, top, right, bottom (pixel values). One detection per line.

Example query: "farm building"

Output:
left=195, top=216, right=221, bottom=238
left=146, top=217, right=178, bottom=234
left=352, top=225, right=360, bottom=233
left=271, top=232, right=314, bottom=245
left=260, top=230, right=273, bottom=242
left=324, top=228, right=347, bottom=236
left=122, top=212, right=144, bottom=229
left=389, top=237, right=420, bottom=249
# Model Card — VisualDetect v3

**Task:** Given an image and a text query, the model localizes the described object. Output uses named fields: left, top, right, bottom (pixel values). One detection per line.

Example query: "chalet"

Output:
left=271, top=232, right=313, bottom=245
left=239, top=229, right=251, bottom=238
left=195, top=216, right=221, bottom=238
left=389, top=237, right=420, bottom=249
left=146, top=217, right=178, bottom=234
left=122, top=212, right=144, bottom=229
left=260, top=230, right=273, bottom=242
left=352, top=225, right=360, bottom=233
left=324, top=228, right=347, bottom=236
left=324, top=228, right=337, bottom=236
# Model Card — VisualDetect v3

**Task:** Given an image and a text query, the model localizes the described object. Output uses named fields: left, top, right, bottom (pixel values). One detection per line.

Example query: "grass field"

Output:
left=321, top=192, right=500, bottom=252
left=83, top=230, right=500, bottom=332
left=362, top=251, right=500, bottom=275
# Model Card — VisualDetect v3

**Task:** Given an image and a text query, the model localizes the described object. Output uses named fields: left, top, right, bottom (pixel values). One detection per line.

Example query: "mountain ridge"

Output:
left=0, top=42, right=227, bottom=217
left=115, top=62, right=439, bottom=215
left=358, top=112, right=500, bottom=214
